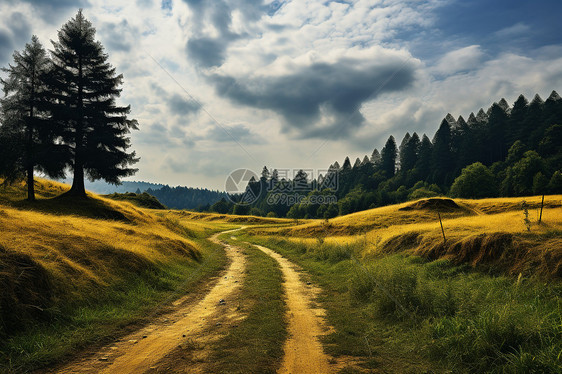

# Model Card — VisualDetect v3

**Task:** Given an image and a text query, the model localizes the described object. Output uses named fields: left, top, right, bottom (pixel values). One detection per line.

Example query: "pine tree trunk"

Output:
left=68, top=127, right=86, bottom=197
left=68, top=118, right=86, bottom=197
left=25, top=133, right=35, bottom=200
left=68, top=54, right=87, bottom=198
left=69, top=161, right=86, bottom=197
left=26, top=92, right=35, bottom=201
left=27, top=165, right=35, bottom=201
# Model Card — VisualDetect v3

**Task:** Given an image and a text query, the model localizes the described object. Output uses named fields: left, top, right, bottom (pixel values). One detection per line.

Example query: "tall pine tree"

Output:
left=524, top=94, right=544, bottom=149
left=49, top=10, right=138, bottom=196
left=397, top=132, right=411, bottom=171
left=400, top=132, right=419, bottom=173
left=544, top=91, right=562, bottom=125
left=370, top=148, right=381, bottom=165
left=510, top=94, right=528, bottom=146
left=415, top=134, right=433, bottom=180
left=452, top=115, right=473, bottom=174
left=380, top=135, right=397, bottom=177
left=431, top=119, right=454, bottom=186
left=486, top=103, right=509, bottom=164
left=0, top=36, right=66, bottom=200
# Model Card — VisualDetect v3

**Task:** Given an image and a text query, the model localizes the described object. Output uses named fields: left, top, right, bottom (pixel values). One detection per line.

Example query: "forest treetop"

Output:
left=213, top=90, right=562, bottom=218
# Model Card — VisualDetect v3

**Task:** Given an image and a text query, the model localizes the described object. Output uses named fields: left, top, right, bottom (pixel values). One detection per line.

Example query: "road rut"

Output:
left=54, top=229, right=246, bottom=374
left=254, top=244, right=333, bottom=374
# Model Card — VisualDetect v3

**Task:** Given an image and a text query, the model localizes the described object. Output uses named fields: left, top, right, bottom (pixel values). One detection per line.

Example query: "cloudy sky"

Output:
left=1, top=0, right=561, bottom=189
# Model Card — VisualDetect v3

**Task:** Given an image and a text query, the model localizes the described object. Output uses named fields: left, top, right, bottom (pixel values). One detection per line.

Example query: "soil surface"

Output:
left=47, top=231, right=337, bottom=373
left=52, top=229, right=246, bottom=374
left=254, top=244, right=334, bottom=374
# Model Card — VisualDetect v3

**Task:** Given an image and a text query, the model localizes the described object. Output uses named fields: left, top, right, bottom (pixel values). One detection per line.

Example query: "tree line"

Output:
left=0, top=10, right=138, bottom=200
left=215, top=91, right=562, bottom=218
left=145, top=185, right=227, bottom=211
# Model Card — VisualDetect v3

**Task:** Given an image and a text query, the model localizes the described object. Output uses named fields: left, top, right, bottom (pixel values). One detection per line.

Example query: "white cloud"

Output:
left=433, top=45, right=484, bottom=75
left=0, top=0, right=561, bottom=189
left=494, top=22, right=530, bottom=39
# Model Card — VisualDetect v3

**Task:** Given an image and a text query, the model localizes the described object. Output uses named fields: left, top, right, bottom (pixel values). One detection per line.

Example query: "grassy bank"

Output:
left=0, top=179, right=230, bottom=373
left=250, top=196, right=562, bottom=278
left=207, top=237, right=287, bottom=374
left=1, top=239, right=226, bottom=373
left=244, top=236, right=562, bottom=373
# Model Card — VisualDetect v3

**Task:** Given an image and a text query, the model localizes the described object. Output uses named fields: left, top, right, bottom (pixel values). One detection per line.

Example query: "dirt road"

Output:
left=51, top=231, right=335, bottom=373
left=54, top=230, right=246, bottom=374
left=254, top=244, right=333, bottom=374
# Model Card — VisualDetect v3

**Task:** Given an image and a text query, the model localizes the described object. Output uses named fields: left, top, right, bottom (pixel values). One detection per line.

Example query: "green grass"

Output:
left=244, top=236, right=562, bottom=374
left=207, top=236, right=287, bottom=374
left=0, top=238, right=227, bottom=374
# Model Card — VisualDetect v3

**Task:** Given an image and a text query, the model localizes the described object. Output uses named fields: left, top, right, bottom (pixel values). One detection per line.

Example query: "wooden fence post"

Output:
left=438, top=212, right=446, bottom=244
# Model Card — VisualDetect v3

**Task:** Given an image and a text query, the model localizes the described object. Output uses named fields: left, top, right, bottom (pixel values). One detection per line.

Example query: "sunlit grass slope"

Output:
left=0, top=179, right=206, bottom=329
left=165, top=209, right=292, bottom=224
left=243, top=196, right=562, bottom=372
left=0, top=178, right=235, bottom=371
left=253, top=196, right=562, bottom=278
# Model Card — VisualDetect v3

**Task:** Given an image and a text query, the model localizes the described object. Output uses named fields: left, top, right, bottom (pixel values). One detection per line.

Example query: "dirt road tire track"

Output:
left=253, top=244, right=333, bottom=374
left=53, top=229, right=246, bottom=374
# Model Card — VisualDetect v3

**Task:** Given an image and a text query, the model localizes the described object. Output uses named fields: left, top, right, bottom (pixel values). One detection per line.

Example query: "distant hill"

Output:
left=54, top=179, right=226, bottom=210
left=146, top=185, right=227, bottom=210
left=57, top=179, right=165, bottom=194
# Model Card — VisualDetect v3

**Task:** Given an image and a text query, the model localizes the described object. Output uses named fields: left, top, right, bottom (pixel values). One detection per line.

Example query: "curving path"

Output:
left=253, top=244, right=333, bottom=374
left=54, top=229, right=246, bottom=374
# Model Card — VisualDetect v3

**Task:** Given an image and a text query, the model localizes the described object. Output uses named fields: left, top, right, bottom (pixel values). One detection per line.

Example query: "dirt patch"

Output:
left=254, top=244, right=334, bottom=374
left=399, top=198, right=462, bottom=212
left=51, top=229, right=247, bottom=373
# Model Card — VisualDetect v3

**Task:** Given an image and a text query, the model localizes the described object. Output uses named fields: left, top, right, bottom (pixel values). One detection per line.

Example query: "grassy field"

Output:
left=251, top=196, right=562, bottom=278
left=0, top=179, right=238, bottom=373
left=2, top=179, right=561, bottom=373
left=242, top=196, right=562, bottom=373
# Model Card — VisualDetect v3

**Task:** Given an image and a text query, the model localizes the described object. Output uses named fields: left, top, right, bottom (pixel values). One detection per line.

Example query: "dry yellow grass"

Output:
left=459, top=195, right=562, bottom=214
left=0, top=178, right=71, bottom=201
left=0, top=203, right=200, bottom=284
left=0, top=178, right=224, bottom=337
left=0, top=178, right=295, bottom=320
left=164, top=209, right=292, bottom=224
left=255, top=196, right=562, bottom=278
left=0, top=179, right=206, bottom=267
left=255, top=198, right=475, bottom=237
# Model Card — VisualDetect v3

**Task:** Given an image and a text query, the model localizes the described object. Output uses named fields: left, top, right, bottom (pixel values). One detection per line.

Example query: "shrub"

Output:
left=408, top=187, right=439, bottom=200
left=547, top=170, right=562, bottom=194
left=450, top=162, right=498, bottom=198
